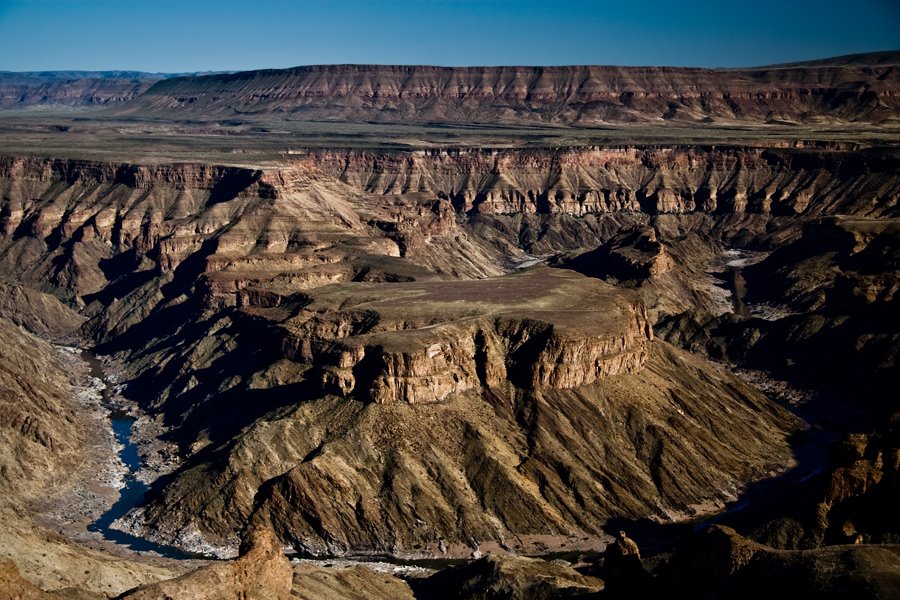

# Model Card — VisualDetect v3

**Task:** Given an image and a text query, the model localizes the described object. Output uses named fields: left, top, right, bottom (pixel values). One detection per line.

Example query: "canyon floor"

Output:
left=1, top=56, right=899, bottom=599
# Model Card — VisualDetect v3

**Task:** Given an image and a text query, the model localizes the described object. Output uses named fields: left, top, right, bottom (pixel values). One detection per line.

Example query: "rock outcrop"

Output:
left=1, top=147, right=895, bottom=322
left=0, top=281, right=84, bottom=339
left=121, top=527, right=293, bottom=600
left=0, top=318, right=89, bottom=503
left=413, top=555, right=603, bottom=599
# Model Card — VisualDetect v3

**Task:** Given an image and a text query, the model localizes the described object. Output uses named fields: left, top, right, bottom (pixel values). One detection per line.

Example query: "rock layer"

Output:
left=275, top=268, right=652, bottom=403
left=128, top=59, right=900, bottom=125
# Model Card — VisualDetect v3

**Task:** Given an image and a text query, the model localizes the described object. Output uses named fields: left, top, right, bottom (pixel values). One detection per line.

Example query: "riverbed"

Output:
left=76, top=351, right=195, bottom=559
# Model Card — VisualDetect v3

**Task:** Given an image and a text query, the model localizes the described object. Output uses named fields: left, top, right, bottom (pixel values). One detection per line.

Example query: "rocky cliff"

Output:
left=2, top=146, right=895, bottom=319
left=126, top=58, right=900, bottom=124
left=275, top=268, right=652, bottom=403
left=294, top=146, right=900, bottom=218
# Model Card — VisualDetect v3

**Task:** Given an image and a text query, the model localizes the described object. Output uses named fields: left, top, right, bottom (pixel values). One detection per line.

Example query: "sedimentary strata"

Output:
left=128, top=58, right=900, bottom=125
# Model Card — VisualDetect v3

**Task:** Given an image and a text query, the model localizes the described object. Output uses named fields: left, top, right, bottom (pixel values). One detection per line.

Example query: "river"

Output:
left=81, top=351, right=193, bottom=559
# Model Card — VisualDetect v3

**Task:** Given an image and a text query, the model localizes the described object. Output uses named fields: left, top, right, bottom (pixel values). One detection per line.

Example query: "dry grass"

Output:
left=1, top=110, right=898, bottom=166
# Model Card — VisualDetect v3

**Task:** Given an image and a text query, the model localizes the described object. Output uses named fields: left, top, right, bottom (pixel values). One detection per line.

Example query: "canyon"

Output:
left=0, top=53, right=898, bottom=598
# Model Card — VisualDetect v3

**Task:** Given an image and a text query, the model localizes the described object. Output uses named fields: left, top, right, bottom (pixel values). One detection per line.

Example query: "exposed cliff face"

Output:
left=5, top=146, right=890, bottom=313
left=276, top=268, right=652, bottom=403
left=126, top=61, right=900, bottom=125
left=0, top=72, right=166, bottom=109
left=129, top=341, right=794, bottom=557
left=298, top=147, right=900, bottom=216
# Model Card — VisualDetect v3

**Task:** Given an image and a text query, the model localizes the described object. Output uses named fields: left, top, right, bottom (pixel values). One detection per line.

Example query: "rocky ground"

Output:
left=0, top=55, right=898, bottom=598
left=0, top=315, right=192, bottom=596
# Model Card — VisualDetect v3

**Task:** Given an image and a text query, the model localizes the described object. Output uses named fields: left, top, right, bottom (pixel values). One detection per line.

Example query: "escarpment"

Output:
left=0, top=71, right=164, bottom=109
left=296, top=146, right=900, bottom=219
left=126, top=61, right=900, bottom=125
left=3, top=146, right=893, bottom=309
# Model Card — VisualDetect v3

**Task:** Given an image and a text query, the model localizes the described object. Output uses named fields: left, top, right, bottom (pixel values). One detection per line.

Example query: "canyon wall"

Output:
left=1, top=146, right=891, bottom=556
left=2, top=146, right=895, bottom=334
left=294, top=147, right=900, bottom=217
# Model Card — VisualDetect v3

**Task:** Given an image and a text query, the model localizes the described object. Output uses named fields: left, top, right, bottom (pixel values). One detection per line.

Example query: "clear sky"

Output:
left=1, top=0, right=898, bottom=72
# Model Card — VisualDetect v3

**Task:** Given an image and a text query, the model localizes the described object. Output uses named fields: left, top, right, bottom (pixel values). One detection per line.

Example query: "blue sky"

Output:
left=0, top=0, right=898, bottom=72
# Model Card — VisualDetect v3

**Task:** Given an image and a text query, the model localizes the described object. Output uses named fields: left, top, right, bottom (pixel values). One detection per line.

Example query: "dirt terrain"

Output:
left=0, top=54, right=898, bottom=598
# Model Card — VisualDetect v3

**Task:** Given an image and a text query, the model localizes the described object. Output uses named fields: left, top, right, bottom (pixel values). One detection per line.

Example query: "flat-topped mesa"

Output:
left=276, top=268, right=653, bottom=403
left=127, top=60, right=900, bottom=124
left=0, top=70, right=170, bottom=109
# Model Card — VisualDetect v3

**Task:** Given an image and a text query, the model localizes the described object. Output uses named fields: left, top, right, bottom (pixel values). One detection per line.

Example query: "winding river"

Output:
left=82, top=351, right=192, bottom=559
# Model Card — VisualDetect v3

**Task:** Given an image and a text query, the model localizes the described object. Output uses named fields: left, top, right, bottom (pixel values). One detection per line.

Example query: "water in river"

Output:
left=81, top=351, right=192, bottom=559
